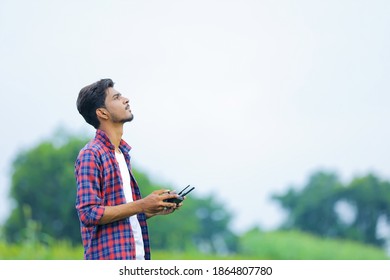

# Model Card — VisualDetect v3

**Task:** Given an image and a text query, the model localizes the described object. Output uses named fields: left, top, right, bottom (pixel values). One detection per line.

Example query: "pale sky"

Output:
left=1, top=0, right=390, bottom=233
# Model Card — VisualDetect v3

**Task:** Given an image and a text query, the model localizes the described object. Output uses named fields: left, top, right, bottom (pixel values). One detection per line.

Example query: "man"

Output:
left=74, top=78, right=181, bottom=260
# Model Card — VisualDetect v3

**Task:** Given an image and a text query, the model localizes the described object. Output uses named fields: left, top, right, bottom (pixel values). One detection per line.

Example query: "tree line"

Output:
left=2, top=130, right=390, bottom=254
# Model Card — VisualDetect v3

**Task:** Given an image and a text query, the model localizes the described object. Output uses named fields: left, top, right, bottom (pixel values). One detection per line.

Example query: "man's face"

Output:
left=103, top=87, right=134, bottom=123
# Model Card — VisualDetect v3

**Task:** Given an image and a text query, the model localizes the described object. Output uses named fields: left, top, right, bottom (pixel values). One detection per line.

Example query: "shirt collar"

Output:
left=95, top=129, right=132, bottom=153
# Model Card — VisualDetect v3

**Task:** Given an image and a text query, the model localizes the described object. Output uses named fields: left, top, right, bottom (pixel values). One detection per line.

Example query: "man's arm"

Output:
left=99, top=189, right=180, bottom=224
left=75, top=149, right=105, bottom=227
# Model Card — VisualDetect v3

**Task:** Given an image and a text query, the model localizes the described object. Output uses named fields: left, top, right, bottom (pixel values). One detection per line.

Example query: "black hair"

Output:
left=76, top=78, right=114, bottom=129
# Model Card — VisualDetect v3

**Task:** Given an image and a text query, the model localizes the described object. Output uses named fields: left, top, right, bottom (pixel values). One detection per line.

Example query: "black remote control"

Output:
left=165, top=185, right=195, bottom=205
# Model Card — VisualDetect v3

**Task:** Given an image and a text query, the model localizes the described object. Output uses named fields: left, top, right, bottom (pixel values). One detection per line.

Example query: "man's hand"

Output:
left=138, top=189, right=183, bottom=219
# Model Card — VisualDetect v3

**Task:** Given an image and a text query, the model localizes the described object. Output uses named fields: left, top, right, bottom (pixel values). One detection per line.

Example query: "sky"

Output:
left=0, top=0, right=390, bottom=234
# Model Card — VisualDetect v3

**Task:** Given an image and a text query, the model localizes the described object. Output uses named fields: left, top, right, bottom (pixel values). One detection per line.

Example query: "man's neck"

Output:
left=99, top=124, right=124, bottom=151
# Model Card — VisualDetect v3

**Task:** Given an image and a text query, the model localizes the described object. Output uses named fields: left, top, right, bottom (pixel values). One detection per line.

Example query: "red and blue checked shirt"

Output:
left=74, top=129, right=150, bottom=260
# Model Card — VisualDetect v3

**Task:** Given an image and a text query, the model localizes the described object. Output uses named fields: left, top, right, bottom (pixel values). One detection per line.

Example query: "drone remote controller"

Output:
left=165, top=185, right=195, bottom=205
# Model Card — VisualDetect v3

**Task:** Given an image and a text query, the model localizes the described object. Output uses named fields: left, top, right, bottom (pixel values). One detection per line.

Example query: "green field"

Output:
left=1, top=230, right=388, bottom=260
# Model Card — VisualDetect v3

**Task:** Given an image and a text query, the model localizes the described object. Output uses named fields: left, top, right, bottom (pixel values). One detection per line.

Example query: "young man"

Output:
left=75, top=78, right=181, bottom=260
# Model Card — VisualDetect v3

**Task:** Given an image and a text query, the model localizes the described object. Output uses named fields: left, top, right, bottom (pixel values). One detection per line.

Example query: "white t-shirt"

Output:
left=115, top=150, right=145, bottom=260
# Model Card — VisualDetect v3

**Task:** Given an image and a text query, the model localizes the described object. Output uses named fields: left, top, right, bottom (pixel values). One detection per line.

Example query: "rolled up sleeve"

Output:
left=75, top=149, right=105, bottom=227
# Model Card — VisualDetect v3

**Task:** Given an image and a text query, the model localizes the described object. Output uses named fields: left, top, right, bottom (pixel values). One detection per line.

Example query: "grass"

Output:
left=0, top=230, right=388, bottom=260
left=240, top=230, right=389, bottom=260
left=0, top=240, right=84, bottom=260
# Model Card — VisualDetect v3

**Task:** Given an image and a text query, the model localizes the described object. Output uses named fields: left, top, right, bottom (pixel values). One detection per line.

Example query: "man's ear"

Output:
left=96, top=108, right=109, bottom=120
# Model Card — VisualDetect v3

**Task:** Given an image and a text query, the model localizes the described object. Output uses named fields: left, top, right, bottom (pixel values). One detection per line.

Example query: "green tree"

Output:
left=4, top=131, right=88, bottom=244
left=272, top=170, right=390, bottom=247
left=272, top=171, right=344, bottom=237
left=341, top=174, right=390, bottom=246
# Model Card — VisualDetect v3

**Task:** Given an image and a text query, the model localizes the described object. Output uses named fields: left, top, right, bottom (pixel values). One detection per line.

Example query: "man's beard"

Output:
left=122, top=114, right=134, bottom=123
left=113, top=113, right=134, bottom=124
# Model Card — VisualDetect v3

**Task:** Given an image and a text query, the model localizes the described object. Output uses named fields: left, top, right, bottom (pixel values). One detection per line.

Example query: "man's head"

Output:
left=77, top=78, right=133, bottom=129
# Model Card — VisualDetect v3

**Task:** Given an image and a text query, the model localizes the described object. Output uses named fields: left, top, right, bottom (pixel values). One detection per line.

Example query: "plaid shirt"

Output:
left=75, top=129, right=150, bottom=260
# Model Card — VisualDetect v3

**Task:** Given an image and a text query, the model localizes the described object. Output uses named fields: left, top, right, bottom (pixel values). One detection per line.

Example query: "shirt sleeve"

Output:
left=75, top=148, right=105, bottom=227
